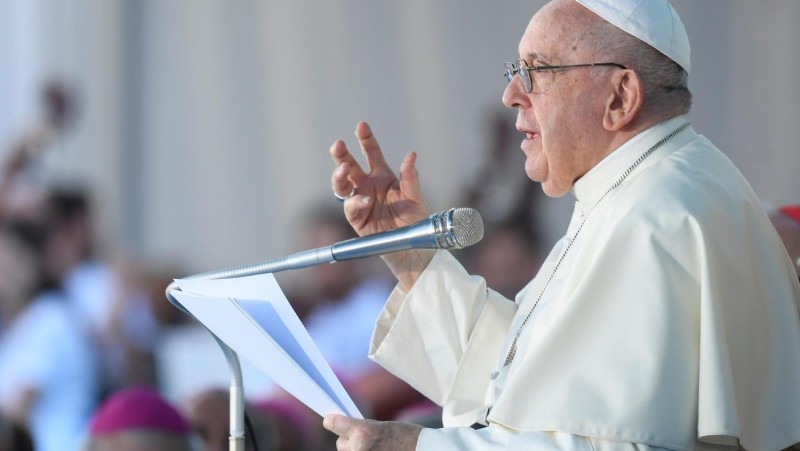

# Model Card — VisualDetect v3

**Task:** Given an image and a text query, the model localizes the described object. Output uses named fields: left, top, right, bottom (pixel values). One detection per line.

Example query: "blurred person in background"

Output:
left=42, top=186, right=114, bottom=335
left=40, top=186, right=167, bottom=394
left=288, top=205, right=428, bottom=422
left=770, top=205, right=800, bottom=282
left=464, top=221, right=542, bottom=300
left=0, top=78, right=160, bottom=451
left=0, top=80, right=73, bottom=222
left=105, top=261, right=188, bottom=389
left=0, top=412, right=34, bottom=451
left=0, top=222, right=98, bottom=451
left=85, top=386, right=195, bottom=451
left=1, top=80, right=122, bottom=361
left=462, top=108, right=542, bottom=235
left=459, top=109, right=546, bottom=300
left=292, top=205, right=394, bottom=384
left=2, top=74, right=166, bottom=380
left=182, top=387, right=302, bottom=451
left=0, top=79, right=77, bottom=329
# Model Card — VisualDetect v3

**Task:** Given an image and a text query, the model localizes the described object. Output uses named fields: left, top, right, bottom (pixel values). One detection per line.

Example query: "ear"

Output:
left=602, top=69, right=643, bottom=131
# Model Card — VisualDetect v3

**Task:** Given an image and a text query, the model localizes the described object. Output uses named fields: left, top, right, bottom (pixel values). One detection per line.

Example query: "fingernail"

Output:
left=361, top=196, right=370, bottom=205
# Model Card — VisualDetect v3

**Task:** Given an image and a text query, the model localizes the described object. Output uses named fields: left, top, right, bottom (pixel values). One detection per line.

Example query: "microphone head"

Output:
left=432, top=208, right=484, bottom=249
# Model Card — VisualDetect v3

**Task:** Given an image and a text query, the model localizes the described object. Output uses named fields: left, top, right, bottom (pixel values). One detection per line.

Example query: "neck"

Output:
left=605, top=112, right=683, bottom=158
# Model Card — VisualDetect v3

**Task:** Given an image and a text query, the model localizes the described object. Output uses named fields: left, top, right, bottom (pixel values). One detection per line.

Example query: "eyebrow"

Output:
left=527, top=51, right=551, bottom=64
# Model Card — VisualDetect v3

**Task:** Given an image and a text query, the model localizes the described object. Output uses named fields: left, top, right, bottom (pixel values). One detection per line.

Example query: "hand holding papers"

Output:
left=169, top=273, right=363, bottom=419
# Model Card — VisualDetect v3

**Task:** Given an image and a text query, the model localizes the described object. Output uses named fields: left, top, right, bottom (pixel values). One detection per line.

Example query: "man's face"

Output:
left=502, top=0, right=611, bottom=197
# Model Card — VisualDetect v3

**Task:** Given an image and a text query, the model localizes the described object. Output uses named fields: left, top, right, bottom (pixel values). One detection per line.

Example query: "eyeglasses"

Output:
left=504, top=59, right=627, bottom=93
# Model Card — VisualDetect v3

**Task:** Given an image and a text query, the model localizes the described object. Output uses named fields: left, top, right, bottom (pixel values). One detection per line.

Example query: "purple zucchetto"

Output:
left=89, top=386, right=190, bottom=436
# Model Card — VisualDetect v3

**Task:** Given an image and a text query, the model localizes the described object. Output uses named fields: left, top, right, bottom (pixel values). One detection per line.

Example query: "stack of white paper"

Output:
left=169, top=273, right=362, bottom=418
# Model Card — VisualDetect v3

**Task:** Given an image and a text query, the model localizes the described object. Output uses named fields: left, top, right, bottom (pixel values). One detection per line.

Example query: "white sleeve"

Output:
left=369, top=251, right=516, bottom=411
left=417, top=425, right=676, bottom=451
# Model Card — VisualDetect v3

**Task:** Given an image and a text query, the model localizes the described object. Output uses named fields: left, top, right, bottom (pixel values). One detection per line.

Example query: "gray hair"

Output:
left=588, top=20, right=692, bottom=117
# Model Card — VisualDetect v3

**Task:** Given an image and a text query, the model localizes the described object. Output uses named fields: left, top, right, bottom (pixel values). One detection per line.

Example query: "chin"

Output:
left=525, top=172, right=567, bottom=198
left=540, top=181, right=569, bottom=198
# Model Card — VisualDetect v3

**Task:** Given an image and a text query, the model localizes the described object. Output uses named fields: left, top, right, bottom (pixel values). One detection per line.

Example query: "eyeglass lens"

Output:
left=505, top=61, right=534, bottom=93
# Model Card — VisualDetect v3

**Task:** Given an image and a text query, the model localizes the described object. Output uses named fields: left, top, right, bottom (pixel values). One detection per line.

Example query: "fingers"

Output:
left=324, top=416, right=422, bottom=451
left=330, top=122, right=425, bottom=222
left=324, top=414, right=369, bottom=451
left=322, top=413, right=348, bottom=436
left=324, top=414, right=351, bottom=450
left=323, top=414, right=351, bottom=436
left=330, top=139, right=367, bottom=178
left=398, top=151, right=422, bottom=202
left=355, top=122, right=389, bottom=172
left=330, top=140, right=367, bottom=197
left=330, top=121, right=393, bottom=204
left=331, top=161, right=355, bottom=199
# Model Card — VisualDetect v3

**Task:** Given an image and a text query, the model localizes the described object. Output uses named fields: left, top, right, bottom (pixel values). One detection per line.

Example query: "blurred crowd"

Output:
left=1, top=84, right=797, bottom=451
left=0, top=84, right=548, bottom=451
left=0, top=81, right=187, bottom=451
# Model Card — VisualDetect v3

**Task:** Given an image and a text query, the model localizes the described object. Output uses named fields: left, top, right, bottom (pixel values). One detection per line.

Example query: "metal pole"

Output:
left=166, top=282, right=245, bottom=451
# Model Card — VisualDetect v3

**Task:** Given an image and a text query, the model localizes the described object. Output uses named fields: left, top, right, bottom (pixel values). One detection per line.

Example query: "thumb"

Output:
left=323, top=413, right=351, bottom=436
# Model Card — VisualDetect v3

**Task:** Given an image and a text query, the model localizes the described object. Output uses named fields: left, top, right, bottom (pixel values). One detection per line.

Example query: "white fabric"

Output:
left=305, top=278, right=392, bottom=379
left=420, top=426, right=742, bottom=450
left=0, top=292, right=98, bottom=451
left=418, top=425, right=684, bottom=450
left=370, top=116, right=800, bottom=450
left=419, top=425, right=594, bottom=450
left=64, top=260, right=116, bottom=334
left=575, top=0, right=691, bottom=73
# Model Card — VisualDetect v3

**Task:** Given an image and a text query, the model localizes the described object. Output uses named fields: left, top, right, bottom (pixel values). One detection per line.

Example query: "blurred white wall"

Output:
left=1, top=0, right=799, bottom=274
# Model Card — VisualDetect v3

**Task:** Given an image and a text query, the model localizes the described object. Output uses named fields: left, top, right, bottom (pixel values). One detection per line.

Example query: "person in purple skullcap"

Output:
left=84, top=386, right=193, bottom=451
left=770, top=205, right=800, bottom=280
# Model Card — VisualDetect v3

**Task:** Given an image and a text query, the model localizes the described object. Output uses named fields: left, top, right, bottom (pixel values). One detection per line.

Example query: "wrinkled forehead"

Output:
left=518, top=0, right=597, bottom=63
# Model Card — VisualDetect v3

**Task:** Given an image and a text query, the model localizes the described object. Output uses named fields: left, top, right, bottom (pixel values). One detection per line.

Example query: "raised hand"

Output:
left=323, top=414, right=422, bottom=451
left=331, top=122, right=429, bottom=235
left=330, top=122, right=435, bottom=289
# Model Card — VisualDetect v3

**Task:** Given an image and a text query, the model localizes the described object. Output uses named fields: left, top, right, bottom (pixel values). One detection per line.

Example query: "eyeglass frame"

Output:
left=504, top=59, right=628, bottom=93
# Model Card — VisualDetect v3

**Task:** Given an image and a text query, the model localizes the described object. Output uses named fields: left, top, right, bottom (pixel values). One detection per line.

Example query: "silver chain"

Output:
left=490, top=122, right=690, bottom=380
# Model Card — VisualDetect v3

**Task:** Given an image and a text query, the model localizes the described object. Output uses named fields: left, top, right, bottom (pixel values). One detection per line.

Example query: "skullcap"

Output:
left=575, top=0, right=691, bottom=73
left=89, top=386, right=190, bottom=436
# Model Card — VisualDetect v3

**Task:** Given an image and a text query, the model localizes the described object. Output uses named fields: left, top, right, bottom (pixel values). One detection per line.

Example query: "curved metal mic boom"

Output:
left=164, top=207, right=483, bottom=451
left=184, top=207, right=483, bottom=281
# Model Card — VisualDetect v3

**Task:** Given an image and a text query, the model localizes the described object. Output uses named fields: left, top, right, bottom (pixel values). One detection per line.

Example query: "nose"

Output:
left=502, top=77, right=529, bottom=110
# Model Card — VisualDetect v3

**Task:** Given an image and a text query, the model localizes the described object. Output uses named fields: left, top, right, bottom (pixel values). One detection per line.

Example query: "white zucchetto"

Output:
left=575, top=0, right=691, bottom=73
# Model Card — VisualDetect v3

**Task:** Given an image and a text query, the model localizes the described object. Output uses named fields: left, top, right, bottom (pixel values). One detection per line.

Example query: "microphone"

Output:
left=189, top=208, right=484, bottom=280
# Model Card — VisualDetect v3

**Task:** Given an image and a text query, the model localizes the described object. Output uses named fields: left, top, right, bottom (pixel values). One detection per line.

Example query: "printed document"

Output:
left=169, top=273, right=362, bottom=418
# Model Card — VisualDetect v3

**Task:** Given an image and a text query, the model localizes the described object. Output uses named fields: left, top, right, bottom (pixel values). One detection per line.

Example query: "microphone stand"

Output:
left=164, top=253, right=341, bottom=451
left=164, top=208, right=479, bottom=451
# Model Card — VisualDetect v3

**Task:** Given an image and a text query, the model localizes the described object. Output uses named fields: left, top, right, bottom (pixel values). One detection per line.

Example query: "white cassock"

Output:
left=370, top=116, right=800, bottom=450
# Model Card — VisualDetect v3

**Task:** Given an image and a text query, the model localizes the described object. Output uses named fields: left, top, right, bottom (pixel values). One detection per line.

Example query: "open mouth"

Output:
left=517, top=124, right=539, bottom=142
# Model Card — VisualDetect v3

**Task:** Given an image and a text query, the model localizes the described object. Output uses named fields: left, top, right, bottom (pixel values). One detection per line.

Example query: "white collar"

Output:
left=571, top=115, right=689, bottom=206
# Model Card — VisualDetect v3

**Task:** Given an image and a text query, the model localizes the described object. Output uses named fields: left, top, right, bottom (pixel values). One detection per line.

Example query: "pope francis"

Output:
left=323, top=0, right=800, bottom=449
